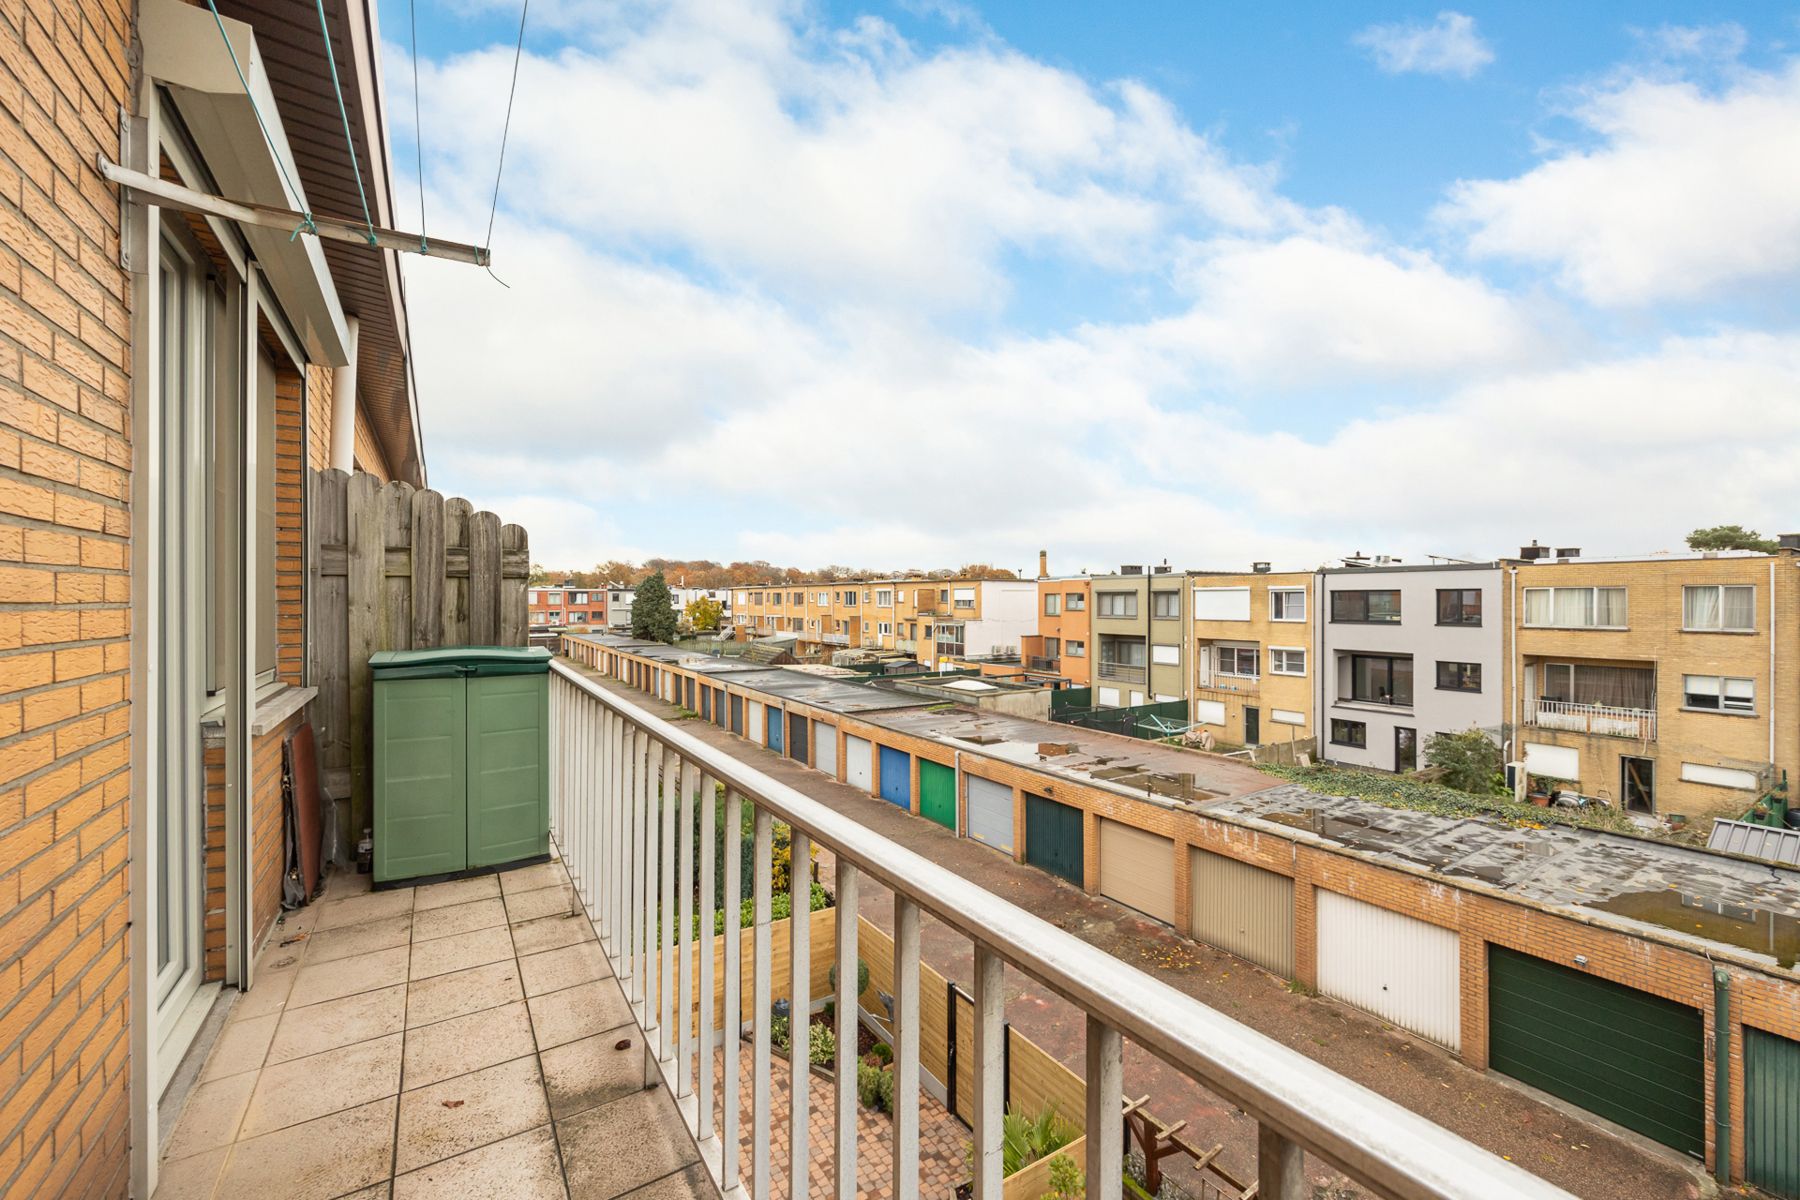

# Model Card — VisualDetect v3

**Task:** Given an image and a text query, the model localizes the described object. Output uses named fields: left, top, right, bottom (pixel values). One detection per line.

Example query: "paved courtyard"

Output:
left=153, top=859, right=711, bottom=1200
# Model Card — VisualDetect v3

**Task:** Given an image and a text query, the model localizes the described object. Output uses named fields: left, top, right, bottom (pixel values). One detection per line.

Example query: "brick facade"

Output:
left=0, top=1, right=138, bottom=1196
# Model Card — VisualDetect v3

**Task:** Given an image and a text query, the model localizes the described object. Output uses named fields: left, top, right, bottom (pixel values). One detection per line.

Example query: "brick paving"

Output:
left=709, top=1040, right=969, bottom=1198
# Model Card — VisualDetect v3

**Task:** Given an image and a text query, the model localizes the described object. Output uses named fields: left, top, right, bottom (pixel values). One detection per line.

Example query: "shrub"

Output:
left=808, top=1022, right=836, bottom=1068
left=869, top=1041, right=893, bottom=1064
left=1422, top=727, right=1508, bottom=795
left=856, top=1061, right=894, bottom=1113
left=1047, top=1155, right=1084, bottom=1199
left=968, top=1105, right=1076, bottom=1177
left=828, top=957, right=871, bottom=1001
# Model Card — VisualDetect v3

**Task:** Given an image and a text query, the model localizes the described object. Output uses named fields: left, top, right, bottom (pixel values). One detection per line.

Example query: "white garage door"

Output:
left=965, top=775, right=1014, bottom=854
left=748, top=702, right=764, bottom=744
left=813, top=720, right=837, bottom=777
left=1316, top=891, right=1461, bottom=1050
left=845, top=735, right=873, bottom=791
left=1098, top=819, right=1176, bottom=925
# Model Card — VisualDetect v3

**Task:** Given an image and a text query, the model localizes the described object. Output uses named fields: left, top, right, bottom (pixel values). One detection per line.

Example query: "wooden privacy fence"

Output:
left=308, top=469, right=530, bottom=839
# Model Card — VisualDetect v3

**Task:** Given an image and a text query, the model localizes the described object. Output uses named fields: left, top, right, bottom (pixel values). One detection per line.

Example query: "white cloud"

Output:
left=1440, top=61, right=1800, bottom=305
left=1353, top=12, right=1494, bottom=79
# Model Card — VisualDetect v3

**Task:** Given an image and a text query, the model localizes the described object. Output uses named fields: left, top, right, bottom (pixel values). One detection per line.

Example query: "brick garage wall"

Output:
left=0, top=1, right=137, bottom=1198
left=581, top=639, right=1800, bottom=1185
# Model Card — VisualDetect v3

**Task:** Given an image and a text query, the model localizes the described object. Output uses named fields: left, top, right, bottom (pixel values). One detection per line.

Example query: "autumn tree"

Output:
left=685, top=596, right=724, bottom=631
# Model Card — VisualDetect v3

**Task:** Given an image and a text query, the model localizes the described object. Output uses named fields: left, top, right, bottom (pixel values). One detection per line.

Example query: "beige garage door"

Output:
left=1189, top=849, right=1293, bottom=978
left=1099, top=819, right=1175, bottom=925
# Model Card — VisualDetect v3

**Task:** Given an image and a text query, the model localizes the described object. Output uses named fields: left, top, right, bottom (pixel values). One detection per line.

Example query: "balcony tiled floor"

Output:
left=154, top=859, right=713, bottom=1200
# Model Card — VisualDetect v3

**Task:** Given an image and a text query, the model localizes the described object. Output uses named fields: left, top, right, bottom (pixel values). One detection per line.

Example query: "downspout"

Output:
left=329, top=314, right=360, bottom=472
left=1769, top=559, right=1776, bottom=765
left=1713, top=968, right=1731, bottom=1186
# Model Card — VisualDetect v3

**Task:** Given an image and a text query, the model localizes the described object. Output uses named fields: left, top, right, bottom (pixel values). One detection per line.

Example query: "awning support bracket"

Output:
left=97, top=156, right=491, bottom=268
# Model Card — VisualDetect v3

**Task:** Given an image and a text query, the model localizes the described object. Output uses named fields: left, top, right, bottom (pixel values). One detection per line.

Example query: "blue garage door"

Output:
left=879, top=747, right=911, bottom=808
left=768, top=709, right=784, bottom=754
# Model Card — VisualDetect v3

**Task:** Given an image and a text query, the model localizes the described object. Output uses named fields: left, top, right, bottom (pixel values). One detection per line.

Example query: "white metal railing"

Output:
left=548, top=659, right=1575, bottom=1200
left=1097, top=661, right=1146, bottom=683
left=1527, top=698, right=1656, bottom=740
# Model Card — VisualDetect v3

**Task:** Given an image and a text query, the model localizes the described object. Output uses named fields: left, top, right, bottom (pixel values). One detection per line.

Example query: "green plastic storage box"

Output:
left=371, top=645, right=552, bottom=885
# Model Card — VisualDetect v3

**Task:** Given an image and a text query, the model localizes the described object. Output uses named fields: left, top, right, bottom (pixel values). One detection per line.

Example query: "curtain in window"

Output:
left=1553, top=589, right=1593, bottom=626
left=1594, top=587, right=1627, bottom=626
left=1684, top=586, right=1721, bottom=629
left=1723, top=586, right=1754, bottom=630
left=1524, top=589, right=1551, bottom=625
left=1573, top=665, right=1654, bottom=709
left=1725, top=677, right=1756, bottom=707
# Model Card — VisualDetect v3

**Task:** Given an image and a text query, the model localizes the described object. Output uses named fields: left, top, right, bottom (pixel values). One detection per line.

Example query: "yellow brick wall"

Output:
left=1190, top=570, right=1315, bottom=745
left=1514, top=555, right=1800, bottom=823
left=0, top=2, right=136, bottom=1197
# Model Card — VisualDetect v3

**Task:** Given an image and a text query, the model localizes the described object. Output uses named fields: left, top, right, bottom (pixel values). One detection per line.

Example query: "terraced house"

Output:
left=1511, top=545, right=1800, bottom=825
left=1188, top=566, right=1316, bottom=750
left=1089, top=564, right=1186, bottom=707
left=0, top=0, right=425, bottom=1194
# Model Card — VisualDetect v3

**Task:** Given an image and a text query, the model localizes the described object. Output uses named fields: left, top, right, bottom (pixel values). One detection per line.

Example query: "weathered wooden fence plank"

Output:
left=312, top=469, right=351, bottom=802
left=500, top=524, right=528, bottom=647
left=346, top=471, right=384, bottom=840
left=412, top=490, right=445, bottom=649
left=469, top=510, right=501, bottom=645
left=380, top=481, right=415, bottom=656
left=443, top=497, right=472, bottom=647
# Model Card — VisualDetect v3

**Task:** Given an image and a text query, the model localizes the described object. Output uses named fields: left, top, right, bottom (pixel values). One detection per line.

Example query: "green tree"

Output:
left=1687, top=525, right=1779, bottom=553
left=632, top=571, right=678, bottom=642
left=685, top=595, right=724, bottom=631
left=1423, top=728, right=1508, bottom=796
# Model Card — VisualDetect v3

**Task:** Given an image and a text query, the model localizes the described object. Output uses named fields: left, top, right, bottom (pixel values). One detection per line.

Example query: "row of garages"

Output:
left=567, top=634, right=1800, bottom=1195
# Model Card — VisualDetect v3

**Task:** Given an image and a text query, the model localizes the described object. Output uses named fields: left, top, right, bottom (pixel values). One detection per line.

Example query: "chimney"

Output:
left=1038, top=550, right=1049, bottom=579
left=1555, top=547, right=1581, bottom=560
left=1252, top=561, right=1272, bottom=574
left=1120, top=564, right=1144, bottom=575
left=1519, top=540, right=1549, bottom=561
left=1780, top=534, right=1800, bottom=555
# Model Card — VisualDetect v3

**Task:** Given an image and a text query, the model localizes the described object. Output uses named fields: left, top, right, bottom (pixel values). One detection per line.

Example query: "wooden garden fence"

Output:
left=308, top=469, right=530, bottom=840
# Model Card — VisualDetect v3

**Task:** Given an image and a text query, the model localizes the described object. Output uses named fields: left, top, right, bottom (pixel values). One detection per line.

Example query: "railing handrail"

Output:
left=549, top=659, right=1574, bottom=1200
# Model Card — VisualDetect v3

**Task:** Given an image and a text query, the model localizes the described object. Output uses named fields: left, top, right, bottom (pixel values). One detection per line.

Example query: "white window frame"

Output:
left=1683, top=674, right=1756, bottom=714
left=878, top=622, right=893, bottom=636
left=1269, top=647, right=1306, bottom=676
left=1213, top=644, right=1257, bottom=677
left=1097, top=591, right=1137, bottom=618
left=875, top=589, right=893, bottom=607
left=1044, top=593, right=1060, bottom=616
left=1521, top=586, right=1628, bottom=630
left=1065, top=639, right=1086, bottom=658
left=1682, top=584, right=1755, bottom=633
left=1270, top=588, right=1306, bottom=622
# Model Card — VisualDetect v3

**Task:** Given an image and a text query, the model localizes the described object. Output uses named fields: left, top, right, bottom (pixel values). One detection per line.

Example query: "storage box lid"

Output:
left=370, top=645, right=553, bottom=679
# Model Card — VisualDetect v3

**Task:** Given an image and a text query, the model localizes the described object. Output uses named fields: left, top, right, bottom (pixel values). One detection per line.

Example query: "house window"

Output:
left=1537, top=663, right=1655, bottom=709
left=1100, top=639, right=1146, bottom=667
left=1044, top=637, right=1060, bottom=658
left=1436, top=661, right=1482, bottom=692
left=1330, top=719, right=1367, bottom=748
left=1097, top=592, right=1137, bottom=618
left=1521, top=587, right=1627, bottom=629
left=1214, top=646, right=1258, bottom=677
left=1684, top=675, right=1755, bottom=713
left=1066, top=640, right=1086, bottom=657
left=1330, top=590, right=1401, bottom=624
left=792, top=592, right=804, bottom=605
left=876, top=590, right=893, bottom=606
left=1683, top=585, right=1754, bottom=632
left=548, top=610, right=563, bottom=621
left=1270, top=648, right=1305, bottom=676
left=1343, top=654, right=1413, bottom=706
left=1044, top=593, right=1061, bottom=616
left=770, top=594, right=782, bottom=606
left=878, top=622, right=892, bottom=636
left=1270, top=589, right=1306, bottom=622
left=573, top=592, right=587, bottom=603
left=1152, top=591, right=1180, bottom=619
left=842, top=593, right=857, bottom=608
left=1065, top=592, right=1085, bottom=611
left=1436, top=589, right=1482, bottom=626
left=818, top=592, right=829, bottom=605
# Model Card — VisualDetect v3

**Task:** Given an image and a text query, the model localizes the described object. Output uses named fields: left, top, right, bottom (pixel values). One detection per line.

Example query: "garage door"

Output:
left=1189, top=849, right=1293, bottom=978
left=813, top=721, right=837, bottom=777
left=787, top=712, right=808, bottom=764
left=1025, top=794, right=1082, bottom=886
left=879, top=747, right=911, bottom=808
left=767, top=708, right=784, bottom=754
left=919, top=761, right=956, bottom=830
left=748, top=702, right=764, bottom=744
left=1098, top=819, right=1175, bottom=925
left=1316, top=891, right=1460, bottom=1050
left=966, top=776, right=1014, bottom=854
left=729, top=693, right=744, bottom=735
left=1488, top=945, right=1703, bottom=1157
left=845, top=735, right=872, bottom=791
left=1748, top=1027, right=1800, bottom=1198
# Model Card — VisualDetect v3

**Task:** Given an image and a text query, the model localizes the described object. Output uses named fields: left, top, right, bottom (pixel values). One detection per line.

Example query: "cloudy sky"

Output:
left=378, top=1, right=1800, bottom=576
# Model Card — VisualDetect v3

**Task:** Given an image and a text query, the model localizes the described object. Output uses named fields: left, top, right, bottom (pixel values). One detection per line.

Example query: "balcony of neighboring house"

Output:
left=1524, top=660, right=1657, bottom=741
left=1027, top=655, right=1061, bottom=673
left=1097, top=635, right=1147, bottom=684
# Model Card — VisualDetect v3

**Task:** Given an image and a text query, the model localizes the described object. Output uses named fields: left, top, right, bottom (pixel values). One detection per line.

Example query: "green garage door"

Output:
left=1025, top=793, right=1083, bottom=887
left=1488, top=945, right=1704, bottom=1157
left=919, top=760, right=957, bottom=831
left=1748, top=1027, right=1800, bottom=1198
